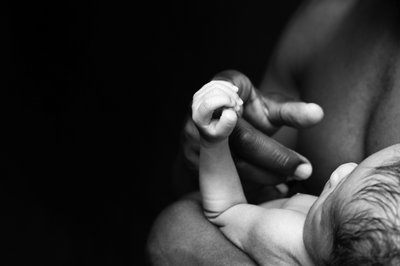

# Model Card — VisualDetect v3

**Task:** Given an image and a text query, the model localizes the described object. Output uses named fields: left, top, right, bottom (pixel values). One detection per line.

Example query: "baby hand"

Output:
left=192, top=80, right=243, bottom=143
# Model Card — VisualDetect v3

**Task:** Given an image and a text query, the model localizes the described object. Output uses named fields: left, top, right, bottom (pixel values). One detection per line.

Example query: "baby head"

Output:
left=303, top=144, right=400, bottom=265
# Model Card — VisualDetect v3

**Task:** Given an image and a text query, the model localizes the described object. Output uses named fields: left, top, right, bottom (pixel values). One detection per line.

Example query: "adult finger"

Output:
left=255, top=185, right=288, bottom=203
left=182, top=141, right=199, bottom=169
left=242, top=183, right=287, bottom=204
left=183, top=118, right=200, bottom=144
left=235, top=158, right=283, bottom=185
left=211, top=70, right=323, bottom=132
left=230, top=118, right=312, bottom=180
left=263, top=93, right=324, bottom=129
left=241, top=90, right=324, bottom=135
left=212, top=70, right=253, bottom=102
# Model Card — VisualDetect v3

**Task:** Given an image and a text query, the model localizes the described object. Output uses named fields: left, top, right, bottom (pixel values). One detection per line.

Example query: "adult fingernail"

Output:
left=306, top=103, right=324, bottom=119
left=294, top=163, right=312, bottom=180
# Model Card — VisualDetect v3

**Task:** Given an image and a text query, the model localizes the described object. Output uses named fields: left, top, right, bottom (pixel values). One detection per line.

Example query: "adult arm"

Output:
left=146, top=192, right=257, bottom=266
left=171, top=0, right=347, bottom=197
left=147, top=1, right=333, bottom=265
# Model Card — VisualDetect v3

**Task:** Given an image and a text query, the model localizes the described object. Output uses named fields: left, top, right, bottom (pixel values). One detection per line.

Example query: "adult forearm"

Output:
left=146, top=192, right=257, bottom=266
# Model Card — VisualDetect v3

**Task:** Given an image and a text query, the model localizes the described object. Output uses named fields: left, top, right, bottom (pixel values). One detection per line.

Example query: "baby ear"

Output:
left=329, top=162, right=358, bottom=187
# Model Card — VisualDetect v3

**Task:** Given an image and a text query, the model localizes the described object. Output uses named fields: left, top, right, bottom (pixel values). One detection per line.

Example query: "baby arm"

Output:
left=191, top=80, right=245, bottom=219
left=192, top=81, right=309, bottom=265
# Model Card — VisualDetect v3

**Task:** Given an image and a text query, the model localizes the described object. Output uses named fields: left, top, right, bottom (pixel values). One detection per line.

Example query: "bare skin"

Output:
left=147, top=0, right=400, bottom=265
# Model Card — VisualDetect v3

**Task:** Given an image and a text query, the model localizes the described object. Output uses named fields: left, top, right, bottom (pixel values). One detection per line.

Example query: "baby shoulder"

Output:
left=252, top=209, right=305, bottom=242
left=247, top=209, right=307, bottom=264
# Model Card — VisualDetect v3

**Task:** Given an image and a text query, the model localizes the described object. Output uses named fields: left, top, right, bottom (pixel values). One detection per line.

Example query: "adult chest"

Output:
left=297, top=33, right=400, bottom=193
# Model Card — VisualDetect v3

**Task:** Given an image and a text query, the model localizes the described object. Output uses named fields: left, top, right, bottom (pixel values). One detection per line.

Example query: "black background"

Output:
left=1, top=1, right=301, bottom=265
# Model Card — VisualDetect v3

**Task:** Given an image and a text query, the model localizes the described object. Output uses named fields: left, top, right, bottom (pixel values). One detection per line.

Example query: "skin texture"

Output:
left=147, top=0, right=400, bottom=265
left=190, top=80, right=400, bottom=265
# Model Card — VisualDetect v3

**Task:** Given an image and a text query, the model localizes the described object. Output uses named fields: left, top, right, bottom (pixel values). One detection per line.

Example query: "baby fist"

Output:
left=192, top=80, right=243, bottom=143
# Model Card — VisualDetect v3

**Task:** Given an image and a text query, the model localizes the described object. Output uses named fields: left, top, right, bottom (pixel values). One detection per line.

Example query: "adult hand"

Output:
left=178, top=70, right=323, bottom=196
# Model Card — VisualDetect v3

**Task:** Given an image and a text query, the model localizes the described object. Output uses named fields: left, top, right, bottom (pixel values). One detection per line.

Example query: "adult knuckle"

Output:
left=270, top=149, right=290, bottom=168
left=275, top=104, right=285, bottom=125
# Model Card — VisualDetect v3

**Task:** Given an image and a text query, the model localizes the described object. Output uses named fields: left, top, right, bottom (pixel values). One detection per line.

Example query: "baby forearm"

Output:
left=199, top=139, right=247, bottom=219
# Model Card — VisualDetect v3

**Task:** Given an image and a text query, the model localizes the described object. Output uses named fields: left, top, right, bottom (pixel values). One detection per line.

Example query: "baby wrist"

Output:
left=200, top=137, right=229, bottom=149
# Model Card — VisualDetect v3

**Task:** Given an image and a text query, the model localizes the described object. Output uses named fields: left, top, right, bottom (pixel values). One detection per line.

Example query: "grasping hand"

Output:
left=192, top=80, right=243, bottom=144
left=213, top=70, right=323, bottom=183
left=178, top=70, right=323, bottom=201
